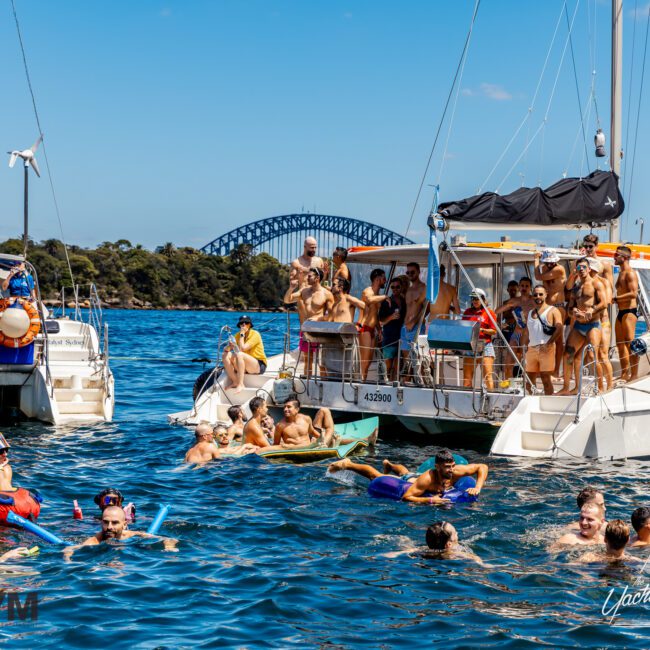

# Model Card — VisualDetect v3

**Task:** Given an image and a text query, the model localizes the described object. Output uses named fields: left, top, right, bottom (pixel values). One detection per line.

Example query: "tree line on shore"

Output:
left=0, top=238, right=290, bottom=310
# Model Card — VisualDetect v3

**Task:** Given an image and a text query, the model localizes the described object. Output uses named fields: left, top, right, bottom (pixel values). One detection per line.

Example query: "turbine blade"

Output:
left=31, top=134, right=43, bottom=153
left=8, top=153, right=18, bottom=168
left=30, top=157, right=41, bottom=177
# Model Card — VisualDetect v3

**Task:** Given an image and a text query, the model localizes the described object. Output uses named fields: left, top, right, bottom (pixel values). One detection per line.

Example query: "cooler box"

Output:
left=0, top=343, right=35, bottom=365
left=427, top=320, right=480, bottom=353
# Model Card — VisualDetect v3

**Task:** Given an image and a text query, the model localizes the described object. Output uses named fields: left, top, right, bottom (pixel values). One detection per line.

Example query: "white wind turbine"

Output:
left=7, top=135, right=42, bottom=257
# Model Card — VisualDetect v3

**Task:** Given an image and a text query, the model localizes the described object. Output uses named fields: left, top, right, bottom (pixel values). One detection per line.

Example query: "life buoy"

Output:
left=0, top=487, right=41, bottom=523
left=0, top=298, right=41, bottom=348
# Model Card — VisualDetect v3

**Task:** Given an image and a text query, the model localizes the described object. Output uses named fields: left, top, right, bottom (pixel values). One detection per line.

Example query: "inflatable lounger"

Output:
left=257, top=417, right=379, bottom=464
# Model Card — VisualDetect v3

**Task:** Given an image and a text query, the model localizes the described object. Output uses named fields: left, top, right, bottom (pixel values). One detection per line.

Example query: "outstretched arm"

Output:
left=454, top=463, right=488, bottom=495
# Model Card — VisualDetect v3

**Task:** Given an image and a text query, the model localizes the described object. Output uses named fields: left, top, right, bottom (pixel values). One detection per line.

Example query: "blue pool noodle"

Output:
left=147, top=505, right=170, bottom=535
left=6, top=511, right=68, bottom=545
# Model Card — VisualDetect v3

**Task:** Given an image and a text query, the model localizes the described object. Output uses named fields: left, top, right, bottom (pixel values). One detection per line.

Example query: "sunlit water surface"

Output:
left=0, top=310, right=649, bottom=648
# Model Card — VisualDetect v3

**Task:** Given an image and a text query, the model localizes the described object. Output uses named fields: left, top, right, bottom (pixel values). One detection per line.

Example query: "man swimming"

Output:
left=185, top=423, right=255, bottom=463
left=64, top=506, right=178, bottom=560
left=566, top=486, right=607, bottom=532
left=579, top=520, right=636, bottom=564
left=552, top=502, right=605, bottom=547
left=93, top=487, right=136, bottom=523
left=329, top=449, right=488, bottom=505
left=630, top=507, right=650, bottom=547
left=227, top=405, right=245, bottom=442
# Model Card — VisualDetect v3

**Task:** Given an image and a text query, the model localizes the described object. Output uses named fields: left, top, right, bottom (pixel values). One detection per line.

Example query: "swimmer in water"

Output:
left=0, top=433, right=15, bottom=491
left=94, top=487, right=136, bottom=523
left=63, top=506, right=178, bottom=561
left=579, top=520, right=638, bottom=564
left=384, top=522, right=482, bottom=563
left=329, top=449, right=488, bottom=505
left=552, top=502, right=605, bottom=548
left=566, top=486, right=607, bottom=533
left=226, top=405, right=245, bottom=442
left=184, top=423, right=256, bottom=463
left=630, top=507, right=650, bottom=547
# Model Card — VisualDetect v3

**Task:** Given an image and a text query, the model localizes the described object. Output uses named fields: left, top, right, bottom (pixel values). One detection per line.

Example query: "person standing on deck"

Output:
left=534, top=249, right=566, bottom=377
left=379, top=277, right=406, bottom=381
left=358, top=269, right=388, bottom=380
left=2, top=261, right=36, bottom=300
left=614, top=245, right=639, bottom=383
left=429, top=264, right=460, bottom=321
left=462, top=289, right=497, bottom=390
left=400, top=263, right=427, bottom=381
left=328, top=277, right=365, bottom=323
left=332, top=247, right=351, bottom=288
left=290, top=237, right=324, bottom=288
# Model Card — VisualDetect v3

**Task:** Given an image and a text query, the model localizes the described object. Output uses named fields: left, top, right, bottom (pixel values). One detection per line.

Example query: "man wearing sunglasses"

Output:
left=614, top=245, right=639, bottom=382
left=559, top=258, right=606, bottom=395
left=581, top=234, right=615, bottom=290
left=521, top=285, right=563, bottom=395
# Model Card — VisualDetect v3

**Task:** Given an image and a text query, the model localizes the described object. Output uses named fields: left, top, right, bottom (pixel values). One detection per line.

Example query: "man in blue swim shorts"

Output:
left=559, top=257, right=606, bottom=395
left=400, top=262, right=428, bottom=381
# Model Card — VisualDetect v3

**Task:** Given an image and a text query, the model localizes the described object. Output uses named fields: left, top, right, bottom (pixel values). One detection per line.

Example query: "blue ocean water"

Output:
left=0, top=310, right=649, bottom=648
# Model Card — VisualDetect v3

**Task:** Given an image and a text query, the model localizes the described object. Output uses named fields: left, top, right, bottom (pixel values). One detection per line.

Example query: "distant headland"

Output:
left=0, top=238, right=290, bottom=311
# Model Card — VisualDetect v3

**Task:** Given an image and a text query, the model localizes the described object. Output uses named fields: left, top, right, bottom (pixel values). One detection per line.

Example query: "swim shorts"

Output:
left=525, top=343, right=555, bottom=373
left=400, top=324, right=423, bottom=349
left=382, top=343, right=399, bottom=360
left=299, top=332, right=319, bottom=353
left=574, top=321, right=601, bottom=336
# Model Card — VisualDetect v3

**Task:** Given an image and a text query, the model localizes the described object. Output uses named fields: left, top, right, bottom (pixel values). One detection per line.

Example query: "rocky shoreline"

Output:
left=42, top=298, right=288, bottom=313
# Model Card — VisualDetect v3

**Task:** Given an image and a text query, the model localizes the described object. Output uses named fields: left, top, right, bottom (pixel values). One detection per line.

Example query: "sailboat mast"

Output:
left=609, top=0, right=623, bottom=242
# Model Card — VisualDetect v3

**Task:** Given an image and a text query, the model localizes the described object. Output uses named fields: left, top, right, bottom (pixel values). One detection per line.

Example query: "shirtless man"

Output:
left=429, top=264, right=460, bottom=321
left=332, top=247, right=351, bottom=288
left=227, top=405, right=245, bottom=442
left=184, top=424, right=255, bottom=463
left=496, top=277, right=535, bottom=378
left=329, top=449, right=488, bottom=505
left=273, top=398, right=321, bottom=447
left=559, top=258, right=606, bottom=395
left=614, top=245, right=639, bottom=382
left=566, top=487, right=607, bottom=532
left=552, top=502, right=605, bottom=547
left=328, top=277, right=365, bottom=323
left=582, top=233, right=615, bottom=290
left=290, top=236, right=324, bottom=288
left=358, top=269, right=388, bottom=380
left=534, top=249, right=566, bottom=375
left=284, top=268, right=333, bottom=376
left=243, top=396, right=273, bottom=448
left=400, top=263, right=427, bottom=380
left=579, top=520, right=635, bottom=564
left=630, top=507, right=650, bottom=546
left=64, top=506, right=177, bottom=560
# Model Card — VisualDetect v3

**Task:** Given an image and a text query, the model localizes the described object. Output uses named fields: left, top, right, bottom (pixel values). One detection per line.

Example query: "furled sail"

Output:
left=435, top=170, right=624, bottom=227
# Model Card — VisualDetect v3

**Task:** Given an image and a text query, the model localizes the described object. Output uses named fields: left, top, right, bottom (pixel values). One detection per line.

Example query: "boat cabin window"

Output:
left=458, top=266, right=496, bottom=310
left=502, top=263, right=530, bottom=302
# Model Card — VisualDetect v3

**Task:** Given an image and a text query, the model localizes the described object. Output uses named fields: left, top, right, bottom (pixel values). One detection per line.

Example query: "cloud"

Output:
left=461, top=83, right=513, bottom=101
left=479, top=83, right=512, bottom=101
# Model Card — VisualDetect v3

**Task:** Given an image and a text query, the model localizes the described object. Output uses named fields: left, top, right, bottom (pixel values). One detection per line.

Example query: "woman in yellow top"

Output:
left=222, top=315, right=268, bottom=394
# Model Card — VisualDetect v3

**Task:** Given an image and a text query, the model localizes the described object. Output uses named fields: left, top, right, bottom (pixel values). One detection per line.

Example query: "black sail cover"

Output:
left=436, top=170, right=624, bottom=227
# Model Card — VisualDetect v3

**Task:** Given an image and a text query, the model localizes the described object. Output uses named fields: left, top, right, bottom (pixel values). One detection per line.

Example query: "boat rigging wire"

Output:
left=564, top=1, right=590, bottom=168
left=479, top=2, right=566, bottom=193
left=623, top=4, right=650, bottom=236
left=10, top=0, right=76, bottom=291
left=403, top=0, right=480, bottom=238
left=622, top=0, right=639, bottom=208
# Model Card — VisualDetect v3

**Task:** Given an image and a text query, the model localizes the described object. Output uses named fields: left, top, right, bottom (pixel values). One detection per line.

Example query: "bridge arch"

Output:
left=200, top=213, right=414, bottom=263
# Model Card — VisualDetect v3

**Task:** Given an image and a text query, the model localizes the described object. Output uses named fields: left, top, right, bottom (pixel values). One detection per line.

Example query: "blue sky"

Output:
left=1, top=0, right=648, bottom=251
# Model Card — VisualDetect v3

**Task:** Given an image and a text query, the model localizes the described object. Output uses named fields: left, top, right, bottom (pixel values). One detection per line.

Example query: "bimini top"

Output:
left=347, top=242, right=580, bottom=267
left=435, top=170, right=624, bottom=230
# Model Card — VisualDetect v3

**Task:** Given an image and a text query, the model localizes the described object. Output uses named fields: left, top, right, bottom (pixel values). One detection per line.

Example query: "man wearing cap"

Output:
left=534, top=249, right=567, bottom=376
left=614, top=245, right=639, bottom=382
left=462, top=289, right=498, bottom=390
left=1, top=262, right=36, bottom=300
left=221, top=316, right=267, bottom=394
left=559, top=257, right=606, bottom=395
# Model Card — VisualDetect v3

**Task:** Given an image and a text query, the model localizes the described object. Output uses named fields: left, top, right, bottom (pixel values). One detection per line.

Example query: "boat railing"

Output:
left=574, top=343, right=598, bottom=422
left=26, top=261, right=54, bottom=395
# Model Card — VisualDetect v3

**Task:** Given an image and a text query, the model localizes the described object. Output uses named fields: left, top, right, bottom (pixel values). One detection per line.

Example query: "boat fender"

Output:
left=272, top=378, right=294, bottom=404
left=416, top=453, right=468, bottom=475
left=367, top=475, right=478, bottom=503
left=193, top=369, right=217, bottom=400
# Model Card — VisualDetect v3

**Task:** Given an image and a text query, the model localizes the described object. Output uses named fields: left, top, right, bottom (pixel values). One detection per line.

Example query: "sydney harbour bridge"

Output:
left=200, top=213, right=414, bottom=264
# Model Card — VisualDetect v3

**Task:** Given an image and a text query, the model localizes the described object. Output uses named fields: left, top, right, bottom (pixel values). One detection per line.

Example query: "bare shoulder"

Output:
left=314, top=256, right=324, bottom=267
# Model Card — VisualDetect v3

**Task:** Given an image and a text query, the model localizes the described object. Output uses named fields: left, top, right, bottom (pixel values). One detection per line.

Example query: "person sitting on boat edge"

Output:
left=462, top=288, right=497, bottom=391
left=93, top=487, right=136, bottom=523
left=1, top=261, right=36, bottom=300
left=227, top=405, right=245, bottom=442
left=630, top=507, right=650, bottom=547
left=328, top=449, right=488, bottom=505
left=63, top=506, right=178, bottom=561
left=222, top=315, right=268, bottom=395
